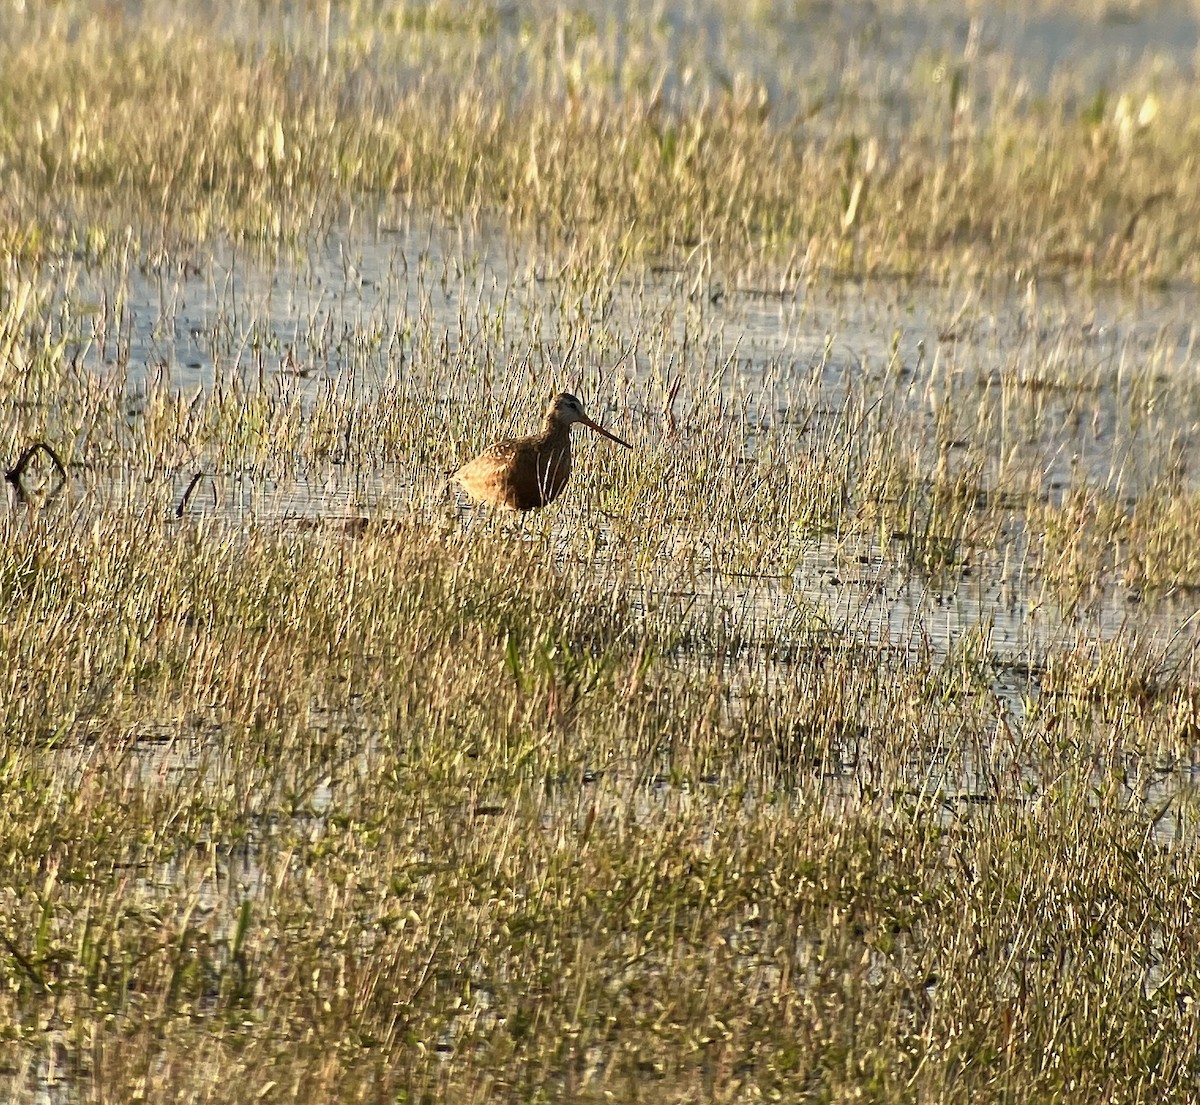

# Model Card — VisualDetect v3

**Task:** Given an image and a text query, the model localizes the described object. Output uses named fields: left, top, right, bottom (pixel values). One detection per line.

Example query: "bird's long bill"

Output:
left=581, top=416, right=632, bottom=449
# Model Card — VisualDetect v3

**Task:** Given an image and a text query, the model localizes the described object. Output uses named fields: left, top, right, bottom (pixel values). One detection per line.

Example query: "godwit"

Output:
left=451, top=393, right=631, bottom=510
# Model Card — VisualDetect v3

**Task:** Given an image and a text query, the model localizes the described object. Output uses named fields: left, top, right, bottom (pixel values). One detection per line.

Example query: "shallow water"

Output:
left=40, top=211, right=1200, bottom=643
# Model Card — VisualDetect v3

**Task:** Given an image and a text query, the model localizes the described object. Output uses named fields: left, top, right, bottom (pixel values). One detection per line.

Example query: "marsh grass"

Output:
left=1, top=502, right=1198, bottom=1101
left=2, top=0, right=1200, bottom=1100
left=3, top=0, right=1200, bottom=281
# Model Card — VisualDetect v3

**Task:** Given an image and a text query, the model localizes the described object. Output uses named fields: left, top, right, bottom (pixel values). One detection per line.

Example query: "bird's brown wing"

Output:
left=452, top=438, right=532, bottom=509
left=452, top=436, right=569, bottom=510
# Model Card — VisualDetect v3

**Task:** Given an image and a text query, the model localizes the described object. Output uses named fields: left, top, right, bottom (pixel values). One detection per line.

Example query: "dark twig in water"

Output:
left=5, top=441, right=68, bottom=501
left=176, top=471, right=207, bottom=518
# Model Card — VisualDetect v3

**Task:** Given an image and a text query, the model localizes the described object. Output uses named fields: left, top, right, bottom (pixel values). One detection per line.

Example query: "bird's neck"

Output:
left=540, top=418, right=572, bottom=446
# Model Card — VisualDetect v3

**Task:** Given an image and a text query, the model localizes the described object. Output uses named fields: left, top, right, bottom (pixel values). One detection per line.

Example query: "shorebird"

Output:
left=451, top=393, right=631, bottom=510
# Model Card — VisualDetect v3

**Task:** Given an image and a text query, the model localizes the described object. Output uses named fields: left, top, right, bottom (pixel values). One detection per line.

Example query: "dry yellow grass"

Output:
left=2, top=2, right=1200, bottom=1101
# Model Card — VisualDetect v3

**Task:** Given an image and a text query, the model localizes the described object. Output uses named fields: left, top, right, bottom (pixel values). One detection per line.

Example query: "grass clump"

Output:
left=0, top=503, right=1195, bottom=1101
left=1, top=1, right=1199, bottom=281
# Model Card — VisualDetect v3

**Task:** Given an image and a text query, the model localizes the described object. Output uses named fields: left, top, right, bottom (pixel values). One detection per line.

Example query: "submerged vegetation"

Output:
left=1, top=0, right=1200, bottom=1101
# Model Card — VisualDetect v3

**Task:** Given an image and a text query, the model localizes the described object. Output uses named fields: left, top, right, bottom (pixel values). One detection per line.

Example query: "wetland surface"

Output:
left=3, top=2, right=1200, bottom=1102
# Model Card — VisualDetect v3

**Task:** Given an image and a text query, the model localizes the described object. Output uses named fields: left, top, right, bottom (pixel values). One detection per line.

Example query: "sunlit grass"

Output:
left=0, top=501, right=1197, bottom=1100
left=2, top=1, right=1200, bottom=1101
left=0, top=0, right=1198, bottom=281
